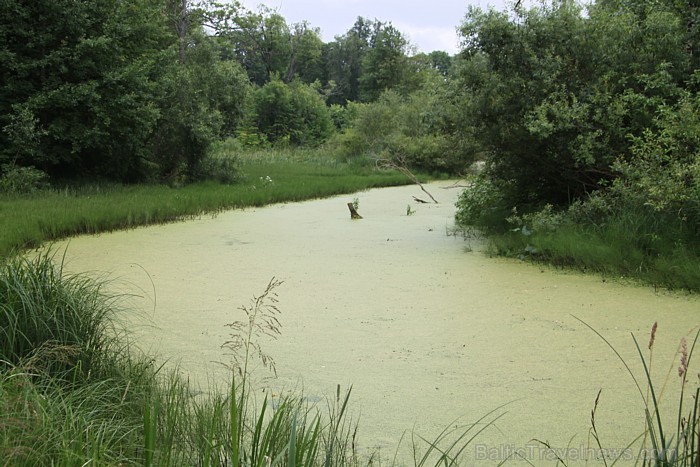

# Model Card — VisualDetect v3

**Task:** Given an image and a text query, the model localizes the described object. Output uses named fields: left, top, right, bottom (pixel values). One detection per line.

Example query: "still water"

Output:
left=53, top=182, right=698, bottom=465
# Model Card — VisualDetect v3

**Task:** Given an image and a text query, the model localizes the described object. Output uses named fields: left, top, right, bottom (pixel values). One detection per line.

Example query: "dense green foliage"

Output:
left=338, top=87, right=464, bottom=172
left=0, top=0, right=168, bottom=180
left=0, top=1, right=459, bottom=185
left=453, top=0, right=693, bottom=209
left=250, top=78, right=333, bottom=146
left=453, top=0, right=700, bottom=290
left=0, top=0, right=253, bottom=183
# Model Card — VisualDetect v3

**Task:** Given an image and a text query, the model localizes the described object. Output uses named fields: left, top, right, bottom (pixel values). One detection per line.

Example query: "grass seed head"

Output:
left=679, top=337, right=688, bottom=378
left=649, top=321, right=658, bottom=350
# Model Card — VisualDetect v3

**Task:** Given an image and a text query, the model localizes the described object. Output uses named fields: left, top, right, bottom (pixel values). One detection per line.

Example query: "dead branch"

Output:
left=376, top=156, right=439, bottom=204
left=439, top=178, right=470, bottom=189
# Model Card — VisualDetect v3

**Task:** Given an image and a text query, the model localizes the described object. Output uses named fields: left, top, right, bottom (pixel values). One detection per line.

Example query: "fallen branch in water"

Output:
left=376, top=156, right=439, bottom=204
left=440, top=178, right=470, bottom=189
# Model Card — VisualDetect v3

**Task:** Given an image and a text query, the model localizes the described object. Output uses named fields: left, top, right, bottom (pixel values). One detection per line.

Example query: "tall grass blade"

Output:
left=632, top=334, right=667, bottom=458
left=301, top=416, right=321, bottom=467
left=143, top=396, right=158, bottom=467
left=324, top=386, right=353, bottom=467
left=288, top=416, right=298, bottom=467
left=230, top=377, right=240, bottom=467
left=682, top=387, right=699, bottom=466
left=251, top=396, right=269, bottom=465
left=572, top=316, right=647, bottom=401
left=413, top=403, right=511, bottom=466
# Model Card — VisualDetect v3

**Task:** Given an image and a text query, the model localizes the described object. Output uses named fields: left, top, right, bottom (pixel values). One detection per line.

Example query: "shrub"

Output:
left=384, top=133, right=456, bottom=172
left=0, top=164, right=49, bottom=195
left=328, top=103, right=351, bottom=130
left=455, top=174, right=517, bottom=233
left=250, top=77, right=333, bottom=146
left=339, top=89, right=473, bottom=173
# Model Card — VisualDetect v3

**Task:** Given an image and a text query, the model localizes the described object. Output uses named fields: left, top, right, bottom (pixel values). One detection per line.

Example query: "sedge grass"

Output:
left=489, top=216, right=700, bottom=292
left=0, top=250, right=124, bottom=381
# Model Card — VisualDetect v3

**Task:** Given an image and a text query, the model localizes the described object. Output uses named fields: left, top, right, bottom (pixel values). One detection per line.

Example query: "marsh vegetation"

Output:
left=1, top=0, right=699, bottom=464
left=0, top=148, right=411, bottom=259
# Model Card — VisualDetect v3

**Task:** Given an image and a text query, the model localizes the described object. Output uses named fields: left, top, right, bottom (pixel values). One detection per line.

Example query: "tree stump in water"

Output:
left=347, top=203, right=363, bottom=219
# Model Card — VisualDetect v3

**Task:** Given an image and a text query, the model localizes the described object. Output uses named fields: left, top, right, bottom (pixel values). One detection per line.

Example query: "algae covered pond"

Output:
left=53, top=181, right=698, bottom=464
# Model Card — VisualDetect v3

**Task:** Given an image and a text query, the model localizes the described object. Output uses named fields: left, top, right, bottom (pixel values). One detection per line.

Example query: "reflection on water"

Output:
left=53, top=182, right=699, bottom=464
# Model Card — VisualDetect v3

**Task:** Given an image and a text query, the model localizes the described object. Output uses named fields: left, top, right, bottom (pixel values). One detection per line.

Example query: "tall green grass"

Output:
left=0, top=252, right=155, bottom=464
left=0, top=251, right=119, bottom=379
left=489, top=205, right=700, bottom=291
left=0, top=149, right=410, bottom=259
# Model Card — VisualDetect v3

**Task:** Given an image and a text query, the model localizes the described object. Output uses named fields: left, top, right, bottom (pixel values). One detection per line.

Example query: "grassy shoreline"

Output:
left=0, top=154, right=411, bottom=259
left=488, top=227, right=700, bottom=293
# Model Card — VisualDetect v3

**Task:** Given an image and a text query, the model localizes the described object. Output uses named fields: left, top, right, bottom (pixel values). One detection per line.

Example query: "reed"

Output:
left=576, top=317, right=700, bottom=466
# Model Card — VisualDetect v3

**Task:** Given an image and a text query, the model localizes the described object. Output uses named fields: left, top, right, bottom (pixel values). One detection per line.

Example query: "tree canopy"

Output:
left=0, top=1, right=433, bottom=183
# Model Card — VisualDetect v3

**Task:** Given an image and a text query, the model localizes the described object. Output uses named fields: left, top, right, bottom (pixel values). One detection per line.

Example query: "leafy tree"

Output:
left=452, top=0, right=692, bottom=214
left=149, top=25, right=250, bottom=182
left=323, top=18, right=415, bottom=104
left=286, top=80, right=334, bottom=145
left=323, top=17, right=375, bottom=104
left=226, top=8, right=292, bottom=86
left=0, top=0, right=169, bottom=181
left=0, top=0, right=251, bottom=183
left=359, top=23, right=410, bottom=101
left=611, top=84, right=700, bottom=241
left=288, top=22, right=325, bottom=83
left=401, top=51, right=453, bottom=95
left=249, top=78, right=295, bottom=144
left=426, top=51, right=454, bottom=77
left=249, top=77, right=332, bottom=146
